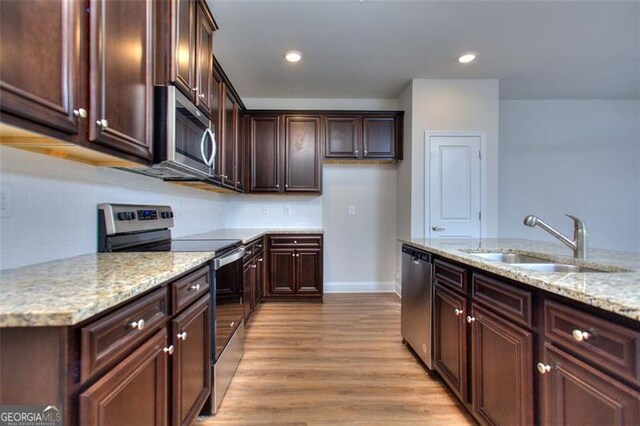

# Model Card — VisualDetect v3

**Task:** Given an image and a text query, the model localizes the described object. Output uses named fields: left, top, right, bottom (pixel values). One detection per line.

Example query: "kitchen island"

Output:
left=400, top=237, right=639, bottom=426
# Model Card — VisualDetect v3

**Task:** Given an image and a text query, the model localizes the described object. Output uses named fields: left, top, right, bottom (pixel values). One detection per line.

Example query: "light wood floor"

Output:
left=197, top=293, right=473, bottom=425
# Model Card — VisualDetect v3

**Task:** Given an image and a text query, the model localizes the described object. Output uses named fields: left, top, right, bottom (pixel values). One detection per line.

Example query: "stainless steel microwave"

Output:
left=118, top=86, right=217, bottom=181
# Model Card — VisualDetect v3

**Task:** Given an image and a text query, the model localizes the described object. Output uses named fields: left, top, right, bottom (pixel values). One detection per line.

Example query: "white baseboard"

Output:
left=324, top=281, right=396, bottom=293
left=394, top=282, right=401, bottom=298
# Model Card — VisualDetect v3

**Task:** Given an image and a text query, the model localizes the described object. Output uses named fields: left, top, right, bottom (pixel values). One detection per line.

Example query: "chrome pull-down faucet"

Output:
left=523, top=214, right=588, bottom=259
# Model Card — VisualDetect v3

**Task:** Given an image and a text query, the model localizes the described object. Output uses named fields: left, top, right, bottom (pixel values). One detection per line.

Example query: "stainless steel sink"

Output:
left=471, top=252, right=550, bottom=264
left=513, top=263, right=607, bottom=273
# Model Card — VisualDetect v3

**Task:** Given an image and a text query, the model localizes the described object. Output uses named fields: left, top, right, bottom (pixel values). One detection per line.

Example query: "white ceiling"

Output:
left=208, top=0, right=640, bottom=100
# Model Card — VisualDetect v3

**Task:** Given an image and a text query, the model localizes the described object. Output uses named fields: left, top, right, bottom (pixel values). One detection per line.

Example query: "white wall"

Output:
left=0, top=146, right=226, bottom=269
left=499, top=100, right=640, bottom=253
left=408, top=79, right=500, bottom=239
left=224, top=194, right=322, bottom=228
left=322, top=164, right=397, bottom=292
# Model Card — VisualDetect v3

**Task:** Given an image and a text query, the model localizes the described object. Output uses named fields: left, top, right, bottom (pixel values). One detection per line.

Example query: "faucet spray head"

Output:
left=523, top=215, right=538, bottom=227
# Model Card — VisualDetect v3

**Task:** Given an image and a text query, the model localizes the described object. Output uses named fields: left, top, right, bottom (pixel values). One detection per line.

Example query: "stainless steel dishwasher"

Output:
left=401, top=244, right=433, bottom=369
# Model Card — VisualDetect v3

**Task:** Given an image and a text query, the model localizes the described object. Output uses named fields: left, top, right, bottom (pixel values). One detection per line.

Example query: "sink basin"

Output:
left=513, top=263, right=607, bottom=273
left=471, top=252, right=550, bottom=264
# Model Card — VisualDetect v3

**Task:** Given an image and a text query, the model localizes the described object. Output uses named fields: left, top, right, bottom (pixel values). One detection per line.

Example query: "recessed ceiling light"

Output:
left=458, top=53, right=476, bottom=64
left=284, top=50, right=302, bottom=63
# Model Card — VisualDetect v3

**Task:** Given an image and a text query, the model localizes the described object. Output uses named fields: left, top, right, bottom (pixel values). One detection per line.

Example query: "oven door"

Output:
left=167, top=87, right=217, bottom=177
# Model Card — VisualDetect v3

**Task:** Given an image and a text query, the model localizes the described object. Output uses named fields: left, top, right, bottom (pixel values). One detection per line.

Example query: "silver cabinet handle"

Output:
left=432, top=226, right=446, bottom=232
left=572, top=329, right=590, bottom=342
left=177, top=331, right=188, bottom=341
left=294, top=240, right=297, bottom=244
left=466, top=316, right=476, bottom=323
left=237, top=181, right=241, bottom=185
left=537, top=362, right=551, bottom=374
left=246, top=250, right=252, bottom=256
left=454, top=309, right=463, bottom=316
left=258, top=258, right=263, bottom=262
left=189, top=284, right=201, bottom=291
left=199, top=93, right=205, bottom=100
left=296, top=253, right=299, bottom=257
left=252, top=264, right=257, bottom=269
left=285, top=184, right=289, bottom=189
left=130, top=319, right=145, bottom=330
left=192, top=86, right=199, bottom=93
left=73, top=108, right=87, bottom=118
left=257, top=244, right=263, bottom=249
left=163, top=345, right=174, bottom=355
left=291, top=253, right=295, bottom=257
left=276, top=184, right=280, bottom=189
left=355, top=149, right=359, bottom=155
left=230, top=321, right=235, bottom=328
left=96, top=119, right=108, bottom=129
left=364, top=150, right=368, bottom=155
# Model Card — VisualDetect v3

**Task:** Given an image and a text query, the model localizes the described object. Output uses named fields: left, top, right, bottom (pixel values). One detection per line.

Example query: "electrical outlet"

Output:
left=0, top=183, right=12, bottom=218
left=348, top=205, right=356, bottom=216
left=284, top=206, right=291, bottom=215
left=262, top=206, right=269, bottom=215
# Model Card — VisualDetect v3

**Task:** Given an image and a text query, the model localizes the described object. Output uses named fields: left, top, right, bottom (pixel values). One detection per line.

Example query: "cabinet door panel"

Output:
left=324, top=116, right=360, bottom=158
left=296, top=249, right=322, bottom=295
left=172, top=296, right=211, bottom=426
left=80, top=329, right=168, bottom=426
left=223, top=87, right=236, bottom=187
left=89, top=0, right=154, bottom=161
left=0, top=0, right=81, bottom=135
left=471, top=304, right=534, bottom=426
left=434, top=284, right=468, bottom=403
left=269, top=249, right=295, bottom=294
left=195, top=1, right=214, bottom=116
left=173, top=0, right=195, bottom=96
left=250, top=116, right=280, bottom=192
left=284, top=116, right=322, bottom=192
left=363, top=116, right=395, bottom=159
left=542, top=343, right=639, bottom=426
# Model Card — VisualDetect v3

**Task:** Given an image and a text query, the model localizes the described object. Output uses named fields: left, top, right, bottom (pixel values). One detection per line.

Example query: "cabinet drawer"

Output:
left=171, top=266, right=210, bottom=314
left=472, top=273, right=532, bottom=328
left=434, top=258, right=468, bottom=294
left=269, top=235, right=322, bottom=248
left=545, top=300, right=639, bottom=383
left=81, top=287, right=168, bottom=382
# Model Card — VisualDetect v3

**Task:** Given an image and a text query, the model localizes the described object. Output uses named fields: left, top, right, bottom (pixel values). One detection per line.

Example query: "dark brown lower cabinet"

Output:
left=255, top=255, right=264, bottom=303
left=269, top=248, right=296, bottom=295
left=433, top=283, right=468, bottom=403
left=79, top=329, right=169, bottom=426
left=296, top=248, right=322, bottom=295
left=470, top=304, right=534, bottom=426
left=171, top=295, right=211, bottom=426
left=542, top=342, right=639, bottom=426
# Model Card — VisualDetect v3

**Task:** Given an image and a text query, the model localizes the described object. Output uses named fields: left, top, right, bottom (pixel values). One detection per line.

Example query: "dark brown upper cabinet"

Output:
left=170, top=0, right=217, bottom=117
left=88, top=0, right=155, bottom=162
left=247, top=114, right=322, bottom=194
left=0, top=0, right=82, bottom=137
left=284, top=116, right=322, bottom=193
left=249, top=115, right=281, bottom=193
left=324, top=116, right=360, bottom=159
left=324, top=112, right=403, bottom=160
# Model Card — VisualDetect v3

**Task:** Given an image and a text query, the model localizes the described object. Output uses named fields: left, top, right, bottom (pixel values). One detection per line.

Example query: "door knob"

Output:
left=73, top=108, right=87, bottom=118
left=466, top=316, right=476, bottom=323
left=96, top=119, right=108, bottom=129
left=163, top=345, right=174, bottom=355
left=537, top=362, right=551, bottom=374
left=177, top=331, right=188, bottom=341
left=431, top=226, right=446, bottom=232
left=454, top=309, right=463, bottom=316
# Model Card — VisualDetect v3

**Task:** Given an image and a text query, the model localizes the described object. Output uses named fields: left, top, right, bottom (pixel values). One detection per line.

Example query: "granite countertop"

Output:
left=0, top=252, right=215, bottom=327
left=401, top=238, right=640, bottom=321
left=181, top=228, right=324, bottom=244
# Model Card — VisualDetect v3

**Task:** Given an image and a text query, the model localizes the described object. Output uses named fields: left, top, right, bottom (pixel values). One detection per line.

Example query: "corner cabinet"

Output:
left=247, top=114, right=322, bottom=194
left=265, top=234, right=323, bottom=300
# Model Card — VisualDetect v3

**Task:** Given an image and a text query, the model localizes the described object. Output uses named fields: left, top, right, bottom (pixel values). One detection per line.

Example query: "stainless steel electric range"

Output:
left=97, top=203, right=245, bottom=414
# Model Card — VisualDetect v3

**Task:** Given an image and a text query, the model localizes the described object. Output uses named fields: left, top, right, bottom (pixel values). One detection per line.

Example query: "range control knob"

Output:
left=117, top=212, right=126, bottom=221
left=127, top=212, right=136, bottom=220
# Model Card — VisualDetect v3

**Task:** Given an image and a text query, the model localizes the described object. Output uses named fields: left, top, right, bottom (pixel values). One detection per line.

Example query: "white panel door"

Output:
left=428, top=135, right=482, bottom=238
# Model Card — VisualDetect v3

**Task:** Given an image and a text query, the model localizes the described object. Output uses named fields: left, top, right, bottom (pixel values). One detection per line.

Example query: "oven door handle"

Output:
left=214, top=246, right=246, bottom=270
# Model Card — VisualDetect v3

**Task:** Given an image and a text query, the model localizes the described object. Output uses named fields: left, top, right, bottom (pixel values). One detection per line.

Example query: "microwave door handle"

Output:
left=200, top=128, right=210, bottom=166
left=207, top=128, right=217, bottom=170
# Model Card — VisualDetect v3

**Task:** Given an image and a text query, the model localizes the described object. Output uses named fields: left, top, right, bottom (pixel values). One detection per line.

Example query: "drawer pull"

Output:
left=230, top=321, right=235, bottom=328
left=252, top=264, right=257, bottom=269
left=537, top=362, right=551, bottom=374
left=466, top=316, right=476, bottom=323
left=257, top=244, right=263, bottom=249
left=129, top=319, right=145, bottom=331
left=246, top=251, right=252, bottom=256
left=294, top=240, right=297, bottom=244
left=189, top=284, right=201, bottom=292
left=163, top=345, right=174, bottom=355
left=572, top=329, right=590, bottom=342
left=258, top=258, right=263, bottom=262
left=177, top=331, right=188, bottom=341
left=454, top=308, right=463, bottom=316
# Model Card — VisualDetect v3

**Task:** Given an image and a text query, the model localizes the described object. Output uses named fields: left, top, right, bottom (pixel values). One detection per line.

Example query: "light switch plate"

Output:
left=284, top=206, right=291, bottom=215
left=262, top=206, right=269, bottom=215
left=348, top=205, right=356, bottom=216
left=0, top=183, right=12, bottom=218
